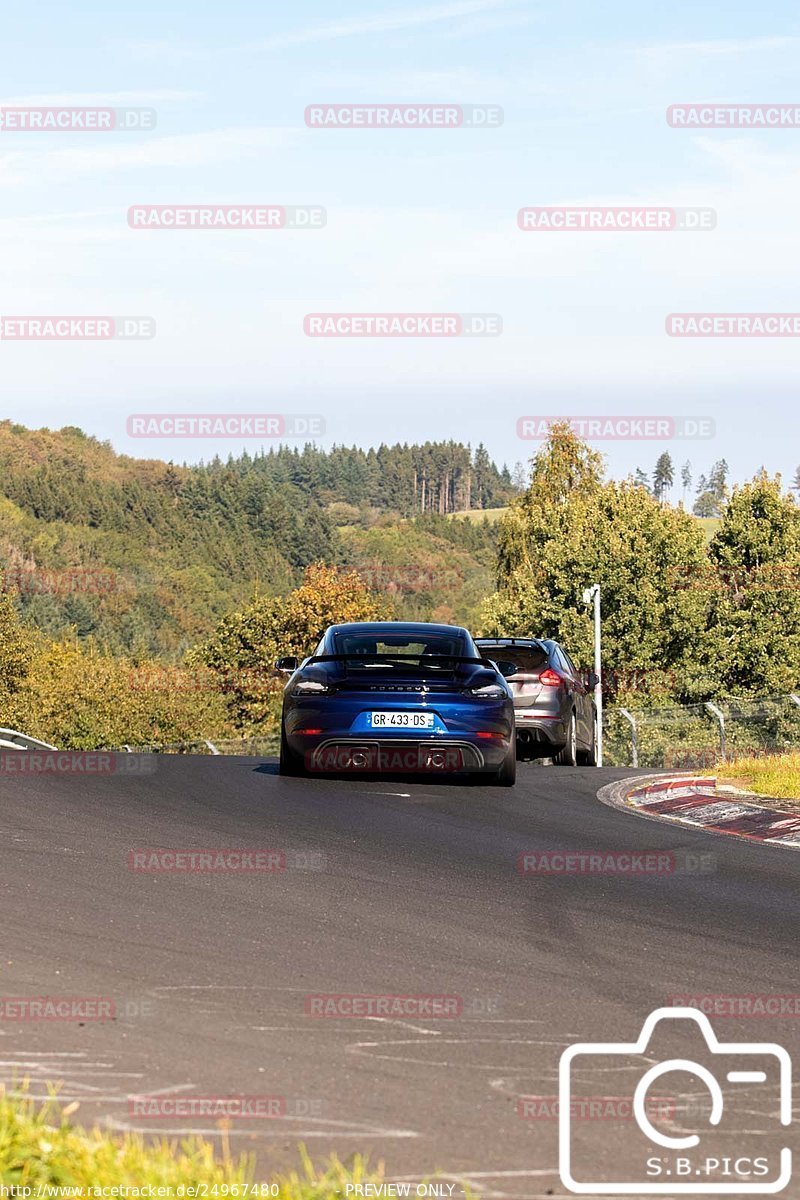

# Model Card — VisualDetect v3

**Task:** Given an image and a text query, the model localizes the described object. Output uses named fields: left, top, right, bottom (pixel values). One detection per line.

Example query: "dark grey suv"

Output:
left=475, top=637, right=598, bottom=765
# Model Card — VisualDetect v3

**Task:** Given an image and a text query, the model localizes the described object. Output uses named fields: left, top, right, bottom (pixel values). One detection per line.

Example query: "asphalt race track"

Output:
left=2, top=756, right=799, bottom=1196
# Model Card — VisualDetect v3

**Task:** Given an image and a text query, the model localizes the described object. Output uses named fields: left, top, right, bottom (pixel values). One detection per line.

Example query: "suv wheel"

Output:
left=554, top=712, right=578, bottom=766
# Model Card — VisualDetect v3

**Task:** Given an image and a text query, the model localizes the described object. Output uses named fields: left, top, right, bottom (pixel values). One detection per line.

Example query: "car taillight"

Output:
left=539, top=668, right=562, bottom=686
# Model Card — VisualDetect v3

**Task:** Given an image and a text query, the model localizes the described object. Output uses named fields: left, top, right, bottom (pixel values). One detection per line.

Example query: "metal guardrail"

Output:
left=0, top=727, right=58, bottom=751
left=105, top=735, right=280, bottom=756
left=604, top=693, right=800, bottom=769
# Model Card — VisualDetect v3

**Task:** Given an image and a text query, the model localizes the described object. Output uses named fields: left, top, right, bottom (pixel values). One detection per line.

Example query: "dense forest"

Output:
left=0, top=422, right=511, bottom=658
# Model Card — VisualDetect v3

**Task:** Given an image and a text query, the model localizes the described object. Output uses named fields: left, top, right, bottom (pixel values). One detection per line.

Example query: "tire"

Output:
left=577, top=715, right=598, bottom=767
left=279, top=724, right=306, bottom=776
left=554, top=712, right=578, bottom=766
left=492, top=738, right=517, bottom=786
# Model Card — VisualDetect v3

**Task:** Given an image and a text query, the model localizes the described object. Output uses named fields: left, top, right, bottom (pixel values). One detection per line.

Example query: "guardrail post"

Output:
left=704, top=702, right=726, bottom=761
left=618, top=708, right=638, bottom=768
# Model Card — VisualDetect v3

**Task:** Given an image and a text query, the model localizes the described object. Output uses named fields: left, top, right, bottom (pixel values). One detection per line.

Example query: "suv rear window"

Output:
left=480, top=644, right=548, bottom=673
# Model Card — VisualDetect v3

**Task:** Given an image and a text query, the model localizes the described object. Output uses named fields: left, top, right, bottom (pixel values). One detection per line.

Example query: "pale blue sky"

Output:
left=2, top=0, right=800, bottom=488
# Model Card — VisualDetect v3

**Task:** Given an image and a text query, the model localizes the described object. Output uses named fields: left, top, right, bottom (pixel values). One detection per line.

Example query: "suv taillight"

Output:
left=539, top=667, right=562, bottom=686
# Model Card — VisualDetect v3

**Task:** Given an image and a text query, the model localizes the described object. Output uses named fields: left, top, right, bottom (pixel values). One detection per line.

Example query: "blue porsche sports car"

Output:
left=276, top=621, right=517, bottom=785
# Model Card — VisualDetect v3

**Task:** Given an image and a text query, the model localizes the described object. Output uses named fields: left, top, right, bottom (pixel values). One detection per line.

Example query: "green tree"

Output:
left=483, top=425, right=710, bottom=701
left=0, top=593, right=34, bottom=702
left=652, top=452, right=674, bottom=502
left=703, top=473, right=800, bottom=695
left=681, top=460, right=692, bottom=508
left=189, top=564, right=391, bottom=729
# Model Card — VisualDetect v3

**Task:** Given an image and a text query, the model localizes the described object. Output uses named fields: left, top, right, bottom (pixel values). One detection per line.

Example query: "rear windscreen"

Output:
left=480, top=644, right=548, bottom=672
left=332, top=632, right=469, bottom=659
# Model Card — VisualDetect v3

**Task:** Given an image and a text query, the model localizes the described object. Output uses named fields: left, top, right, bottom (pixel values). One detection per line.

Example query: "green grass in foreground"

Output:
left=0, top=1086, right=383, bottom=1196
left=715, top=752, right=800, bottom=802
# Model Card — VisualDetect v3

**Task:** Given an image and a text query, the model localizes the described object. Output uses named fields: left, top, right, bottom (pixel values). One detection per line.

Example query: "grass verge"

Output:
left=716, top=751, right=800, bottom=804
left=0, top=1085, right=383, bottom=1196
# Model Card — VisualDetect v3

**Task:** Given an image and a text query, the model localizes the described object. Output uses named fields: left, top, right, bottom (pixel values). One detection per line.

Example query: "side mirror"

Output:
left=275, top=655, right=299, bottom=674
left=586, top=670, right=599, bottom=690
left=495, top=660, right=518, bottom=679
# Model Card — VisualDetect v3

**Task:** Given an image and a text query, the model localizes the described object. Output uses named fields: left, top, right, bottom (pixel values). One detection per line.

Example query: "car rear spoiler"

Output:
left=305, top=653, right=499, bottom=667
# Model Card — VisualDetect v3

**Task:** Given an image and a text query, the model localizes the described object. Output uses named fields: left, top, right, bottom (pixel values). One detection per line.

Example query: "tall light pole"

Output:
left=582, top=584, right=602, bottom=767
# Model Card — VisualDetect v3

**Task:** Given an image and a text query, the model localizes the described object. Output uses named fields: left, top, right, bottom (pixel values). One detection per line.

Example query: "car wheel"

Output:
left=492, top=739, right=517, bottom=786
left=279, top=725, right=306, bottom=776
left=554, top=712, right=578, bottom=766
left=577, top=716, right=598, bottom=766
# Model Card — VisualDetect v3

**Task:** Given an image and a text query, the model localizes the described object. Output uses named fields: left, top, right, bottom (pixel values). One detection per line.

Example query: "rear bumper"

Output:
left=286, top=733, right=512, bottom=774
left=514, top=712, right=568, bottom=747
left=309, top=737, right=487, bottom=773
left=285, top=697, right=514, bottom=773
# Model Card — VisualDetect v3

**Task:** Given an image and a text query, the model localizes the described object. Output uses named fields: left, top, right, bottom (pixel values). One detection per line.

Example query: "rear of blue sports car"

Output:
left=278, top=621, right=516, bottom=785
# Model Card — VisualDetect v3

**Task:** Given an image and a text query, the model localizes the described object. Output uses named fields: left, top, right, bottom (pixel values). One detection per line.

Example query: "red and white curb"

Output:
left=598, top=774, right=800, bottom=849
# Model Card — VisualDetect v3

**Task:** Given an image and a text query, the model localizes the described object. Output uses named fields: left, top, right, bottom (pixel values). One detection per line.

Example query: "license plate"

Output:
left=370, top=711, right=434, bottom=729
